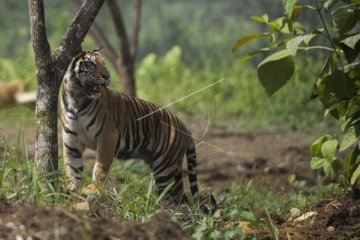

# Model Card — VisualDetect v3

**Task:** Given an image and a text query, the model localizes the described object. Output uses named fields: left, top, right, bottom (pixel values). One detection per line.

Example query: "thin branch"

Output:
left=130, top=0, right=142, bottom=59
left=315, top=0, right=345, bottom=71
left=53, top=0, right=106, bottom=85
left=107, top=0, right=133, bottom=64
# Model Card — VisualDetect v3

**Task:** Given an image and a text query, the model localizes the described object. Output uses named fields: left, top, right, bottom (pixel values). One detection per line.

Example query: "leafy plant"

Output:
left=233, top=0, right=360, bottom=187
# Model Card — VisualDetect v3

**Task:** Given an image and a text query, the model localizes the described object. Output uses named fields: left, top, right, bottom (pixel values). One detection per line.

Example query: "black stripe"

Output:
left=95, top=113, right=107, bottom=138
left=60, top=118, right=77, bottom=136
left=64, top=143, right=82, bottom=158
left=86, top=106, right=101, bottom=130
left=77, top=98, right=93, bottom=116
left=69, top=164, right=84, bottom=174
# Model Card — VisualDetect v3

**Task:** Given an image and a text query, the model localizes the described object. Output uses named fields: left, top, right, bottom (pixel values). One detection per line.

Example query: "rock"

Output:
left=71, top=201, right=90, bottom=211
left=294, top=211, right=318, bottom=222
left=290, top=207, right=302, bottom=218
left=326, top=226, right=335, bottom=232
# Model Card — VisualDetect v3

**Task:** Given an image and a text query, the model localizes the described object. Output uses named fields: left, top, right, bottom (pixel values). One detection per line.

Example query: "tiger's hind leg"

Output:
left=153, top=162, right=188, bottom=206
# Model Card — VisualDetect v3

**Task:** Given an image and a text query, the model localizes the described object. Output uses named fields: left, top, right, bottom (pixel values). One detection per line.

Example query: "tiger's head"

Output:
left=69, top=48, right=110, bottom=99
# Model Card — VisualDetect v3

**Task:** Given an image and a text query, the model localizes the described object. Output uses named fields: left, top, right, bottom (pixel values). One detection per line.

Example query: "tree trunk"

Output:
left=116, top=60, right=136, bottom=97
left=28, top=0, right=106, bottom=187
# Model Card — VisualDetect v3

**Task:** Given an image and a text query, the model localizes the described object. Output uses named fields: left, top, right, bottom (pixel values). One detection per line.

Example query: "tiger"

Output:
left=60, top=48, right=216, bottom=213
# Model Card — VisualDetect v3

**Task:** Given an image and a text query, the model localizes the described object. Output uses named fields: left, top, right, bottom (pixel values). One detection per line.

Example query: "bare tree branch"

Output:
left=107, top=0, right=133, bottom=64
left=70, top=0, right=118, bottom=68
left=53, top=0, right=106, bottom=86
left=130, top=0, right=142, bottom=59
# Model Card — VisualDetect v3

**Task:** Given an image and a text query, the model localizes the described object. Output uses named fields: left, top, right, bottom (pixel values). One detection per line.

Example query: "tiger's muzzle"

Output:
left=85, top=74, right=110, bottom=98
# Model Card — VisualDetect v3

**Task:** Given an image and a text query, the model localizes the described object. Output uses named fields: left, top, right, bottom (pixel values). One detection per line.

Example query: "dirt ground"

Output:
left=1, top=127, right=359, bottom=239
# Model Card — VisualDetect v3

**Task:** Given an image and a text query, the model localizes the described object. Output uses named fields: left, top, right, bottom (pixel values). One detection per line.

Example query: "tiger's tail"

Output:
left=186, top=139, right=217, bottom=214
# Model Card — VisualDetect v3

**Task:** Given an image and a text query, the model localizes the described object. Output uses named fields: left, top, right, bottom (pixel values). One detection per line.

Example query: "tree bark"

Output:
left=28, top=0, right=105, bottom=186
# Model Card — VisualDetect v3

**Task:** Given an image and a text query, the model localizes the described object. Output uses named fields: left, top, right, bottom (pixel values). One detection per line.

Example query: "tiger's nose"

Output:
left=102, top=74, right=110, bottom=80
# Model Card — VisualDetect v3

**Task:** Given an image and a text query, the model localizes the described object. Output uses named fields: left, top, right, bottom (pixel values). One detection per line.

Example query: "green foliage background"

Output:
left=0, top=0, right=333, bottom=131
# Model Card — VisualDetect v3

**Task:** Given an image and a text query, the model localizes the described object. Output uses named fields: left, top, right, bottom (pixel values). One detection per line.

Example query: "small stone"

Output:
left=327, top=226, right=335, bottom=232
left=294, top=211, right=318, bottom=222
left=290, top=208, right=302, bottom=218
left=71, top=201, right=90, bottom=211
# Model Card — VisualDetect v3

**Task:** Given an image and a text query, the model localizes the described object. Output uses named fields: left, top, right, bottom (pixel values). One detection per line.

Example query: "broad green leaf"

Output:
left=351, top=0, right=360, bottom=3
left=251, top=14, right=269, bottom=23
left=324, top=70, right=354, bottom=100
left=303, top=34, right=317, bottom=45
left=340, top=125, right=358, bottom=151
left=321, top=139, right=338, bottom=159
left=232, top=33, right=267, bottom=52
left=333, top=7, right=360, bottom=34
left=340, top=33, right=360, bottom=49
left=310, top=135, right=332, bottom=157
left=351, top=164, right=360, bottom=184
left=292, top=6, right=304, bottom=19
left=282, top=0, right=299, bottom=18
left=340, top=41, right=360, bottom=63
left=323, top=160, right=337, bottom=179
left=257, top=50, right=295, bottom=97
left=311, top=157, right=326, bottom=169
left=286, top=35, right=308, bottom=56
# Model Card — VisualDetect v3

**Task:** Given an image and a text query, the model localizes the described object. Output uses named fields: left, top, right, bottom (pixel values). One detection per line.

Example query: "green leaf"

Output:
left=351, top=164, right=360, bottom=184
left=321, top=139, right=338, bottom=159
left=324, top=0, right=339, bottom=12
left=251, top=14, right=269, bottom=23
left=340, top=125, right=358, bottom=151
left=311, top=157, right=326, bottom=169
left=232, top=33, right=267, bottom=52
left=268, top=17, right=285, bottom=30
left=257, top=50, right=295, bottom=96
left=324, top=69, right=354, bottom=100
left=239, top=48, right=270, bottom=62
left=310, top=135, right=332, bottom=157
left=341, top=33, right=360, bottom=49
left=323, top=160, right=337, bottom=179
left=303, top=34, right=317, bottom=45
left=351, top=0, right=360, bottom=3
left=282, top=0, right=299, bottom=18
left=340, top=40, right=360, bottom=63
left=286, top=35, right=308, bottom=56
left=333, top=7, right=360, bottom=34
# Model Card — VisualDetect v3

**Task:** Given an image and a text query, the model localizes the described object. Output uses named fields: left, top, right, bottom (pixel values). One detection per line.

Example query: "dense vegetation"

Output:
left=0, top=0, right=333, bottom=131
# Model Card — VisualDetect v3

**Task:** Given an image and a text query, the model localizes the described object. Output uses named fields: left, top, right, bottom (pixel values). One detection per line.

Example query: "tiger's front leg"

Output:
left=63, top=133, right=85, bottom=192
left=83, top=132, right=117, bottom=195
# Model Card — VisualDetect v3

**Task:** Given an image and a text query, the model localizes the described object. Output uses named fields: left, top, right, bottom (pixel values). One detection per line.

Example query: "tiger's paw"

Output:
left=82, top=183, right=100, bottom=196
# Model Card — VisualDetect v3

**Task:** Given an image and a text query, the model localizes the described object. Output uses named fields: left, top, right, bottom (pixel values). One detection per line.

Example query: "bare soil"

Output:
left=1, top=128, right=359, bottom=239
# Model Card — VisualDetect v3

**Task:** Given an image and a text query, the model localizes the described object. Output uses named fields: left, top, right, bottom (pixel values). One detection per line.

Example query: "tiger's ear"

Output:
left=74, top=49, right=87, bottom=60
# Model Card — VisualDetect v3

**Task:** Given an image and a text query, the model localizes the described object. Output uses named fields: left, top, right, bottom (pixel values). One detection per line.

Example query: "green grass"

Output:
left=0, top=133, right=343, bottom=239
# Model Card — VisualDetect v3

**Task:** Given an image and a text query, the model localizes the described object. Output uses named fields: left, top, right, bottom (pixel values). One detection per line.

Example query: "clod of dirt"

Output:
left=290, top=208, right=302, bottom=218
left=324, top=200, right=343, bottom=213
